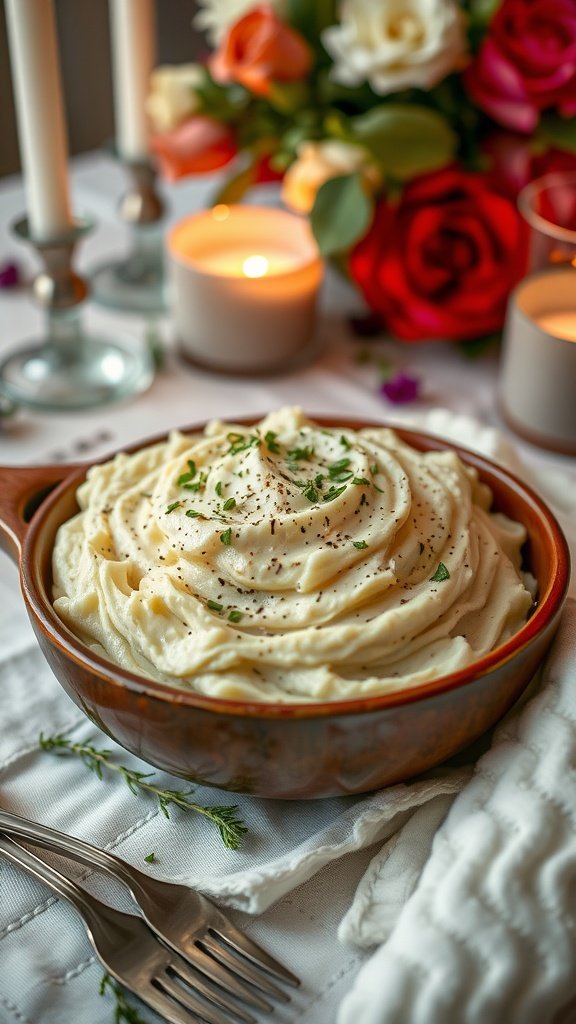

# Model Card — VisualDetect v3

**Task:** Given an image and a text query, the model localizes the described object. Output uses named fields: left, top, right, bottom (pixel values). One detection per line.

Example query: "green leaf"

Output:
left=537, top=114, right=576, bottom=155
left=211, top=161, right=260, bottom=206
left=350, top=104, right=457, bottom=180
left=287, top=0, right=337, bottom=45
left=431, top=562, right=450, bottom=582
left=311, top=173, right=373, bottom=256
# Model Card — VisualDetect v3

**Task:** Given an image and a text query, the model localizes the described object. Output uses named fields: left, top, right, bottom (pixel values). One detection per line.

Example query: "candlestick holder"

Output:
left=0, top=217, right=154, bottom=411
left=90, top=158, right=168, bottom=314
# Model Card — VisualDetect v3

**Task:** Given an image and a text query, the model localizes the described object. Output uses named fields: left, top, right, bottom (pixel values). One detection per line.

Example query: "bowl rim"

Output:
left=22, top=415, right=571, bottom=720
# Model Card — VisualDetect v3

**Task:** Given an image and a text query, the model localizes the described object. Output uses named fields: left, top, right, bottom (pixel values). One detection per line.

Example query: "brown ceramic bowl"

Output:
left=0, top=418, right=569, bottom=799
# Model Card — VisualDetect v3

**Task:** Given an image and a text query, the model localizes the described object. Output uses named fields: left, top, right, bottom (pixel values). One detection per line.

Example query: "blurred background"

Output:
left=0, top=0, right=204, bottom=178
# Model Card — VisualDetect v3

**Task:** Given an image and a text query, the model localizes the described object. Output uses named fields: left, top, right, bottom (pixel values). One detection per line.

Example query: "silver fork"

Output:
left=0, top=832, right=261, bottom=1024
left=0, top=810, right=298, bottom=1012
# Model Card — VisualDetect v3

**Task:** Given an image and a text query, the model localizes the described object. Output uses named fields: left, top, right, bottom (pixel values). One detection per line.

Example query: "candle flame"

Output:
left=212, top=204, right=230, bottom=222
left=242, top=255, right=269, bottom=278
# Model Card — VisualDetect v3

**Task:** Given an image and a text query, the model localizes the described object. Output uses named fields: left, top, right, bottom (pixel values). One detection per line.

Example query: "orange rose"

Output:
left=149, top=116, right=237, bottom=181
left=209, top=4, right=312, bottom=97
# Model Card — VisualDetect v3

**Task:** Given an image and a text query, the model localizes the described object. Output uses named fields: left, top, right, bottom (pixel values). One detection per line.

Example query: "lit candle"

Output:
left=109, top=0, right=155, bottom=161
left=501, top=268, right=576, bottom=453
left=168, top=206, right=324, bottom=373
left=4, top=0, right=72, bottom=239
left=534, top=311, right=576, bottom=343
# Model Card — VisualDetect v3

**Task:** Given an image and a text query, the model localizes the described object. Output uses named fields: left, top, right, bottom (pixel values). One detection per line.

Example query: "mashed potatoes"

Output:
left=52, top=408, right=533, bottom=702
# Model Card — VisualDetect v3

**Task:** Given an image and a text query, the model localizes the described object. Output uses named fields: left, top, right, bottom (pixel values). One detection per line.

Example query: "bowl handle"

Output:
left=0, top=464, right=84, bottom=563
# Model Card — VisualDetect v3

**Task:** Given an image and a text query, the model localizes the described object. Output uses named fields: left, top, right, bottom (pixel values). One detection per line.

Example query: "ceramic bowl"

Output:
left=0, top=418, right=569, bottom=799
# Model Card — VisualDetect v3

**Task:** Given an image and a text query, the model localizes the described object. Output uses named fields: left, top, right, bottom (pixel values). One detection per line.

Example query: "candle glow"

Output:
left=242, top=255, right=269, bottom=278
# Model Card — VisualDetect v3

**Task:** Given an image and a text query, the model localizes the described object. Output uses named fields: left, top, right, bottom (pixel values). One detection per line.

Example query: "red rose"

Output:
left=349, top=168, right=528, bottom=342
left=149, top=116, right=237, bottom=182
left=465, top=0, right=576, bottom=132
left=210, top=4, right=312, bottom=97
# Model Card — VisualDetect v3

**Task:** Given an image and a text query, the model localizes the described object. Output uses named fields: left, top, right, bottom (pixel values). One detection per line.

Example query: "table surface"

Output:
left=1, top=151, right=575, bottom=1024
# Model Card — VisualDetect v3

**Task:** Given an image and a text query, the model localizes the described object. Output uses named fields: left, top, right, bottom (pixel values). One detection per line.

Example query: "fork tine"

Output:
left=115, top=977, right=204, bottom=1024
left=199, top=934, right=292, bottom=1003
left=155, top=972, right=233, bottom=1024
left=161, top=965, right=258, bottom=1024
left=209, top=918, right=300, bottom=987
left=172, top=941, right=272, bottom=1012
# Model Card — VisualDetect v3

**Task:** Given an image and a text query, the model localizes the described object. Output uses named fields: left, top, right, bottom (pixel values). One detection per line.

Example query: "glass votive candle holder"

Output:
left=518, top=171, right=576, bottom=272
left=500, top=268, right=576, bottom=454
left=167, top=204, right=324, bottom=374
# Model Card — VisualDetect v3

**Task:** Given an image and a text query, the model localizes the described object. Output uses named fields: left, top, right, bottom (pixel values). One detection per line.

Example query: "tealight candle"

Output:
left=500, top=268, right=576, bottom=453
left=535, top=311, right=576, bottom=343
left=5, top=0, right=73, bottom=239
left=167, top=205, right=324, bottom=373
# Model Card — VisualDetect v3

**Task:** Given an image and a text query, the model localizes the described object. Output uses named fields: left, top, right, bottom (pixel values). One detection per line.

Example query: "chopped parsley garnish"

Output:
left=223, top=497, right=236, bottom=511
left=177, top=460, right=197, bottom=486
left=165, top=501, right=180, bottom=514
left=431, top=562, right=450, bottom=582
left=207, top=600, right=223, bottom=611
left=303, top=483, right=319, bottom=503
left=220, top=528, right=232, bottom=545
left=144, top=852, right=157, bottom=864
left=228, top=609, right=243, bottom=623
left=182, top=471, right=208, bottom=493
left=215, top=481, right=223, bottom=497
left=264, top=430, right=281, bottom=453
left=340, top=435, right=351, bottom=449
left=328, top=457, right=351, bottom=478
left=227, top=432, right=260, bottom=455
left=185, top=509, right=202, bottom=519
left=353, top=540, right=369, bottom=549
left=352, top=476, right=370, bottom=486
left=369, top=463, right=378, bottom=475
left=287, top=445, right=315, bottom=461
left=322, top=484, right=347, bottom=503
left=315, top=473, right=325, bottom=488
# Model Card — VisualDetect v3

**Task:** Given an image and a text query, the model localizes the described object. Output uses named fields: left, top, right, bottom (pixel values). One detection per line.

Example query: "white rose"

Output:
left=281, top=140, right=380, bottom=215
left=194, top=0, right=287, bottom=45
left=146, top=64, right=205, bottom=133
left=322, top=0, right=468, bottom=95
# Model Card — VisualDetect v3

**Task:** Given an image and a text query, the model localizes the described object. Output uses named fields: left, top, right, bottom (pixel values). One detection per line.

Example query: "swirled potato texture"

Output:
left=52, top=408, right=533, bottom=702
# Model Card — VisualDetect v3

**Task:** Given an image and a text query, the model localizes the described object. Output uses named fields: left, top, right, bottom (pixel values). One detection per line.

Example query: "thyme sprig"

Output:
left=39, top=733, right=247, bottom=850
left=100, top=973, right=150, bottom=1024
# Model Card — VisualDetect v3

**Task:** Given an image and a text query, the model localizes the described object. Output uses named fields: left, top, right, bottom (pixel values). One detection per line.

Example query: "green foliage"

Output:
left=537, top=114, right=576, bottom=155
left=350, top=104, right=458, bottom=180
left=311, top=173, right=373, bottom=255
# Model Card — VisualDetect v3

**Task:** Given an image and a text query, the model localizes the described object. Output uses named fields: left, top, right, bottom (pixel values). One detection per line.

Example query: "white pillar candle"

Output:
left=5, top=0, right=72, bottom=239
left=168, top=205, right=324, bottom=373
left=109, top=0, right=156, bottom=161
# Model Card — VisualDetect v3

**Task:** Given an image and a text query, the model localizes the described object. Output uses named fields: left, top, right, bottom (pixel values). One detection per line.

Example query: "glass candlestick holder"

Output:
left=0, top=216, right=154, bottom=412
left=90, top=158, right=168, bottom=314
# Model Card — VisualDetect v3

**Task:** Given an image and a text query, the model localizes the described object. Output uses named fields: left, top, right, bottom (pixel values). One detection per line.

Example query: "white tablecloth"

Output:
left=1, top=153, right=575, bottom=1024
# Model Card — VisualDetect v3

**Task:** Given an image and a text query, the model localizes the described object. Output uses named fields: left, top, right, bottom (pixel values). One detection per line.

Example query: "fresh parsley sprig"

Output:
left=39, top=733, right=247, bottom=850
left=100, top=973, right=150, bottom=1024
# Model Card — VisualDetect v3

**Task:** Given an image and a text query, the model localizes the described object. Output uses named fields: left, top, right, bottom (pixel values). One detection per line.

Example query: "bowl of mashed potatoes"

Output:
left=0, top=409, right=569, bottom=798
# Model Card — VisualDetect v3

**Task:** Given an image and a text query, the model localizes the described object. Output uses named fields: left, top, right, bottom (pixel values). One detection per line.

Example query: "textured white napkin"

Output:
left=1, top=408, right=575, bottom=1024
left=338, top=597, right=576, bottom=1024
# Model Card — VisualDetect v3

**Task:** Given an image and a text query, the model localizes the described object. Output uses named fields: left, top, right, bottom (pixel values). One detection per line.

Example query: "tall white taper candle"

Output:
left=109, top=0, right=156, bottom=161
left=4, top=0, right=72, bottom=239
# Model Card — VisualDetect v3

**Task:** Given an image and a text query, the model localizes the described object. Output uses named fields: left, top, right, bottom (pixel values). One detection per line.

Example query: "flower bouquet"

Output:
left=148, top=0, right=576, bottom=343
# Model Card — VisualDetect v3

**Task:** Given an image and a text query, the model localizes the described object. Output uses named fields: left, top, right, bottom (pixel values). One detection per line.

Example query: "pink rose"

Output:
left=465, top=0, right=576, bottom=132
left=149, top=116, right=237, bottom=182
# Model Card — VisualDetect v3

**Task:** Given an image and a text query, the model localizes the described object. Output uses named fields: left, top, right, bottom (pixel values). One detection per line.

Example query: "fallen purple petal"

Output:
left=380, top=372, right=420, bottom=404
left=0, top=261, right=21, bottom=289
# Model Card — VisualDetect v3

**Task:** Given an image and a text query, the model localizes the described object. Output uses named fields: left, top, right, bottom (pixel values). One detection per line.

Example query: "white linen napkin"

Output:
left=337, top=597, right=576, bottom=1024
left=1, top=408, right=575, bottom=1024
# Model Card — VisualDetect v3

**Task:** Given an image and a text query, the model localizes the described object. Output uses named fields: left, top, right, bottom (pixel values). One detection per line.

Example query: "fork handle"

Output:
left=0, top=809, right=150, bottom=901
left=0, top=832, right=143, bottom=958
